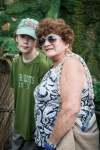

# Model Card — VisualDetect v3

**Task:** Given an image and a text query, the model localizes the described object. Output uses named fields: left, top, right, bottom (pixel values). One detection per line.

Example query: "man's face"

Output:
left=16, top=34, right=36, bottom=54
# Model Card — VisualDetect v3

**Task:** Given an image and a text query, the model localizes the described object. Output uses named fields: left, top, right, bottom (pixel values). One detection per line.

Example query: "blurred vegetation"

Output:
left=0, top=37, right=18, bottom=56
left=93, top=82, right=100, bottom=130
left=59, top=0, right=100, bottom=81
left=93, top=82, right=100, bottom=111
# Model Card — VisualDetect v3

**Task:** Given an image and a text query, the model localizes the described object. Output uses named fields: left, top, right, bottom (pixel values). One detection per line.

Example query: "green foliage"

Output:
left=39, top=0, right=51, bottom=13
left=0, top=11, right=9, bottom=23
left=82, top=0, right=100, bottom=4
left=61, top=0, right=83, bottom=14
left=87, top=54, right=100, bottom=81
left=60, top=0, right=100, bottom=81
left=93, top=82, right=100, bottom=130
left=46, top=0, right=61, bottom=19
left=93, top=82, right=100, bottom=110
left=0, top=0, right=50, bottom=40
left=1, top=38, right=19, bottom=55
left=59, top=6, right=71, bottom=25
left=6, top=1, right=41, bottom=15
left=82, top=3, right=99, bottom=25
left=0, top=37, right=7, bottom=46
left=6, top=3, right=29, bottom=14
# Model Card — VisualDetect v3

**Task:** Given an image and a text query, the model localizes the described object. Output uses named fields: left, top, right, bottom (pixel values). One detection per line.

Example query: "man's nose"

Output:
left=24, top=37, right=28, bottom=43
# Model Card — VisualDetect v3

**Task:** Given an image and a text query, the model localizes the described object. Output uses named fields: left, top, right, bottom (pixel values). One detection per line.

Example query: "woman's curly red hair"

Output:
left=36, top=18, right=74, bottom=50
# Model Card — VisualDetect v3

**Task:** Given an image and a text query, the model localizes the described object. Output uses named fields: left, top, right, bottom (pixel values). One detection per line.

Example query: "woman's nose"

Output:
left=44, top=39, right=50, bottom=46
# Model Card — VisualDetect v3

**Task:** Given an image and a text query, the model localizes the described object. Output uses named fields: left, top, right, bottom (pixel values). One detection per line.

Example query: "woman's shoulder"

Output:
left=65, top=53, right=85, bottom=65
left=64, top=54, right=84, bottom=69
left=61, top=54, right=86, bottom=80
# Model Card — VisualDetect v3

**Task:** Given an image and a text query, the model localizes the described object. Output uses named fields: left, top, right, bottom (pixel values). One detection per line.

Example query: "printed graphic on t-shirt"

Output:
left=19, top=74, right=34, bottom=89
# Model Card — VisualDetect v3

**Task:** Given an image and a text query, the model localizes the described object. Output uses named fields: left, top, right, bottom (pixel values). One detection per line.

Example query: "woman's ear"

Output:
left=65, top=43, right=72, bottom=54
left=65, top=43, right=69, bottom=49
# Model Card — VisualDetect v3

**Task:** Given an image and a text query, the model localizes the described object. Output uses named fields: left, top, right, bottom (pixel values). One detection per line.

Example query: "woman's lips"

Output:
left=46, top=48, right=53, bottom=51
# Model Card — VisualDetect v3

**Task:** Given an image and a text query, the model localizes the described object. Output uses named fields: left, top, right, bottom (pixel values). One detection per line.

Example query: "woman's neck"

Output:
left=52, top=50, right=72, bottom=68
left=52, top=54, right=66, bottom=68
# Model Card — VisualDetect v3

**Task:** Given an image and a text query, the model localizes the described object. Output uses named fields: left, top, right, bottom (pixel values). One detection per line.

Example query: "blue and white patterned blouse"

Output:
left=34, top=53, right=95, bottom=147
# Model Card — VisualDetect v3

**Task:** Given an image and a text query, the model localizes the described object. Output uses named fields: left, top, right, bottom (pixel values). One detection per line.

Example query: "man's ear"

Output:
left=16, top=35, right=18, bottom=43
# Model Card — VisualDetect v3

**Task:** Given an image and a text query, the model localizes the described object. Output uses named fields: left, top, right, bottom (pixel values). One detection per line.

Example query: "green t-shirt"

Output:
left=9, top=52, right=52, bottom=140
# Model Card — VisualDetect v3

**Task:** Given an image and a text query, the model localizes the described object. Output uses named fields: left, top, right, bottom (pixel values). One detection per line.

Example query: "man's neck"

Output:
left=22, top=49, right=39, bottom=63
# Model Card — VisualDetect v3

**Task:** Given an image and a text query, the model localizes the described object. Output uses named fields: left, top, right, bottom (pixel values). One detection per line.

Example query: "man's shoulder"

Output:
left=38, top=52, right=45, bottom=59
left=12, top=56, right=21, bottom=65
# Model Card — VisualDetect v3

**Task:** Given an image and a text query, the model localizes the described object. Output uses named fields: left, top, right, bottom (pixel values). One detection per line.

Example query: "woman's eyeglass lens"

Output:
left=38, top=35, right=62, bottom=47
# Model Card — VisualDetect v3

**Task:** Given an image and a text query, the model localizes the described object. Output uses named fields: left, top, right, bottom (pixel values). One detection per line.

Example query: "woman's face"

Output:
left=38, top=34, right=69, bottom=59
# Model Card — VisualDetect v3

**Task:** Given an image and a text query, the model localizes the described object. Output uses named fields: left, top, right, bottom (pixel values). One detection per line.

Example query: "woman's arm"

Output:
left=48, top=57, right=87, bottom=145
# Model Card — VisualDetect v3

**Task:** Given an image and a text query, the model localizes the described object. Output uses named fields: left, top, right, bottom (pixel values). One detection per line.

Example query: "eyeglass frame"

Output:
left=38, top=35, right=62, bottom=47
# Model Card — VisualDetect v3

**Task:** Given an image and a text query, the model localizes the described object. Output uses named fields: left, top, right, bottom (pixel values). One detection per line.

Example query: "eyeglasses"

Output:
left=38, top=35, right=62, bottom=47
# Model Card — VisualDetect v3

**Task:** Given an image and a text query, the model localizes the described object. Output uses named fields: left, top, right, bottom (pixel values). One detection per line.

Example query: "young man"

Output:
left=9, top=18, right=52, bottom=150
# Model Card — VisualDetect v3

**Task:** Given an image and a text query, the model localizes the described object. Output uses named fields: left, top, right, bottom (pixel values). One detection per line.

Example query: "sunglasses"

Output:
left=38, top=35, right=62, bottom=47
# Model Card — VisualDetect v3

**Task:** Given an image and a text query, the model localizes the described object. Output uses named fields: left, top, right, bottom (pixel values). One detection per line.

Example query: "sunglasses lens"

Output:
left=38, top=38, right=45, bottom=47
left=38, top=35, right=61, bottom=47
left=48, top=36, right=57, bottom=43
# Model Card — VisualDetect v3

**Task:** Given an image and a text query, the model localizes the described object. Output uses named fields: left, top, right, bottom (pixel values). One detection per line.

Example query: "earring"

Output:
left=65, top=48, right=72, bottom=55
left=65, top=48, right=67, bottom=55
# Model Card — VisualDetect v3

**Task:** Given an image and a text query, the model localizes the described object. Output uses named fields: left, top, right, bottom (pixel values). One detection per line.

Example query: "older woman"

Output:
left=33, top=18, right=99, bottom=150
